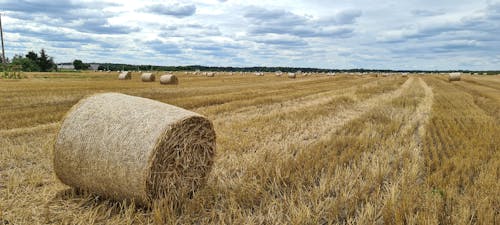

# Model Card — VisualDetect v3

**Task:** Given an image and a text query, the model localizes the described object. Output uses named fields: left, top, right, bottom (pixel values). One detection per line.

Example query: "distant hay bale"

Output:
left=449, top=72, right=461, bottom=81
left=118, top=71, right=132, bottom=80
left=206, top=72, right=215, bottom=77
left=141, top=73, right=155, bottom=82
left=53, top=93, right=216, bottom=206
left=160, top=74, right=178, bottom=85
left=288, top=73, right=296, bottom=79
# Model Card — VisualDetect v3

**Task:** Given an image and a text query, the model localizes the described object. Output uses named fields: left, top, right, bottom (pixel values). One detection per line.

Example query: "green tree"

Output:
left=25, top=51, right=38, bottom=62
left=11, top=54, right=40, bottom=72
left=37, top=49, right=56, bottom=72
left=73, top=59, right=88, bottom=70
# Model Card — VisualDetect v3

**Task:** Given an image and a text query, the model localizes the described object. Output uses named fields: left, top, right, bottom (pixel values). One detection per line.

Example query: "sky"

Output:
left=1, top=0, right=499, bottom=70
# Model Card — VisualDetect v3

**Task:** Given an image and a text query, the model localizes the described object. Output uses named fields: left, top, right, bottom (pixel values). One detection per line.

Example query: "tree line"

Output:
left=7, top=49, right=57, bottom=72
left=95, top=63, right=499, bottom=75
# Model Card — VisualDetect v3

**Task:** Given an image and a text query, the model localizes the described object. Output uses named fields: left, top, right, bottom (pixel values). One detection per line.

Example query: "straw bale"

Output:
left=449, top=72, right=461, bottom=81
left=141, top=73, right=155, bottom=82
left=53, top=93, right=216, bottom=206
left=160, top=74, right=178, bottom=85
left=118, top=71, right=132, bottom=80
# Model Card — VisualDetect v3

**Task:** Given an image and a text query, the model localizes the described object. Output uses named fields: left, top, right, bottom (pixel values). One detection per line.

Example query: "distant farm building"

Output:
left=57, top=63, right=75, bottom=70
left=89, top=64, right=100, bottom=71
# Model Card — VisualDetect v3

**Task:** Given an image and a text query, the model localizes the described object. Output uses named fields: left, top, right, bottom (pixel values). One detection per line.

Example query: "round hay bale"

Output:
left=118, top=71, right=132, bottom=80
left=206, top=72, right=215, bottom=77
left=160, top=74, right=178, bottom=85
left=449, top=72, right=461, bottom=81
left=53, top=93, right=216, bottom=206
left=288, top=73, right=296, bottom=79
left=141, top=73, right=155, bottom=82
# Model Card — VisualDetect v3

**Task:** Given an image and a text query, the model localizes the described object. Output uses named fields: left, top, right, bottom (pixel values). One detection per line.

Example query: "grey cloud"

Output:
left=255, top=37, right=308, bottom=47
left=208, top=51, right=236, bottom=58
left=411, top=9, right=444, bottom=17
left=2, top=0, right=133, bottom=35
left=190, top=41, right=244, bottom=51
left=187, top=40, right=243, bottom=58
left=143, top=3, right=196, bottom=18
left=2, top=0, right=78, bottom=16
left=51, top=42, right=85, bottom=49
left=195, top=48, right=235, bottom=58
left=5, top=26, right=120, bottom=50
left=317, top=9, right=362, bottom=25
left=244, top=7, right=306, bottom=26
left=244, top=6, right=358, bottom=38
left=380, top=5, right=500, bottom=44
left=76, top=18, right=140, bottom=35
left=2, top=0, right=119, bottom=21
left=145, top=40, right=183, bottom=55
left=159, top=24, right=221, bottom=38
left=6, top=27, right=96, bottom=43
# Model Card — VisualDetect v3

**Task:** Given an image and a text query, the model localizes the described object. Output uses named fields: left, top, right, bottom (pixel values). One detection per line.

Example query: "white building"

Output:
left=89, top=63, right=100, bottom=71
left=57, top=63, right=74, bottom=70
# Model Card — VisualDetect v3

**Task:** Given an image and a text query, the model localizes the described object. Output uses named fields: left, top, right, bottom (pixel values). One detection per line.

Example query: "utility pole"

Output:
left=0, top=13, right=6, bottom=65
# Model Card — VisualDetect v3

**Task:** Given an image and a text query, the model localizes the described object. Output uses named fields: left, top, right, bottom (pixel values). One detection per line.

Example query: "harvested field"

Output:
left=0, top=72, right=499, bottom=224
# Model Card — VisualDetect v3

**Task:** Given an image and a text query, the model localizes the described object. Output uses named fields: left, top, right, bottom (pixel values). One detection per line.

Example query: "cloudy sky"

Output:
left=1, top=0, right=499, bottom=70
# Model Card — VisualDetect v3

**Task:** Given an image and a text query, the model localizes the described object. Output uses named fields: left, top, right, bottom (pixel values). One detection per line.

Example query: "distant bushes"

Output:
left=10, top=49, right=57, bottom=72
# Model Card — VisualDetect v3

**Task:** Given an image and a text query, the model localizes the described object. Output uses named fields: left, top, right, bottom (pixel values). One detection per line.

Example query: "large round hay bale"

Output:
left=160, top=74, right=178, bottom=85
left=206, top=72, right=215, bottom=77
left=141, top=73, right=155, bottom=82
left=288, top=73, right=296, bottom=79
left=118, top=71, right=132, bottom=80
left=53, top=93, right=216, bottom=206
left=449, top=72, right=461, bottom=81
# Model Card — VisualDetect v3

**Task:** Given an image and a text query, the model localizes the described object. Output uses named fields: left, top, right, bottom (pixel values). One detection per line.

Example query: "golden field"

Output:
left=0, top=72, right=499, bottom=224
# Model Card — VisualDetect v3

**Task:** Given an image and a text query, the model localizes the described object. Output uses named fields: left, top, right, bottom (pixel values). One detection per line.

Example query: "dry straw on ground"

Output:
left=141, top=73, right=155, bottom=82
left=449, top=72, right=461, bottom=81
left=118, top=71, right=132, bottom=80
left=160, top=74, right=178, bottom=85
left=53, top=93, right=216, bottom=206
